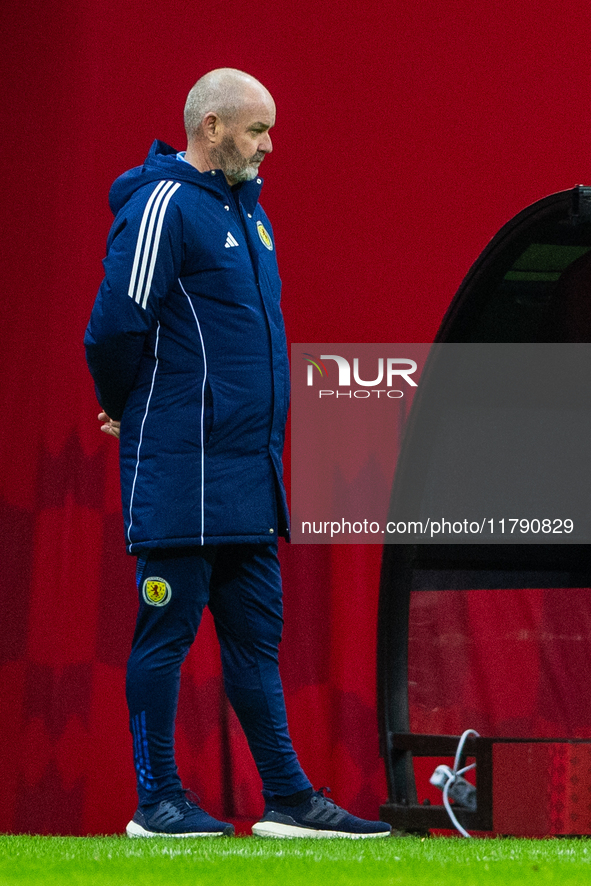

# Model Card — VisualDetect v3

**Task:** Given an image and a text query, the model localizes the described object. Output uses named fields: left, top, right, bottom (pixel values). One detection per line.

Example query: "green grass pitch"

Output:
left=1, top=834, right=591, bottom=885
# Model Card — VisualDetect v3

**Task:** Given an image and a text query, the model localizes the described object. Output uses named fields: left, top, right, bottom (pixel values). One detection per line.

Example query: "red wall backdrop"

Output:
left=2, top=0, right=591, bottom=834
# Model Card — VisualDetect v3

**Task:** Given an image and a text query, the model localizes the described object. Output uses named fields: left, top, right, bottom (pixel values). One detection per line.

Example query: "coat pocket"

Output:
left=203, top=378, right=214, bottom=445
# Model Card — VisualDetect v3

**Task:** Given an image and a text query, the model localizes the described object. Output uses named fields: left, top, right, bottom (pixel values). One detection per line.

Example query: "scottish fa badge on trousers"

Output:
left=142, top=577, right=172, bottom=607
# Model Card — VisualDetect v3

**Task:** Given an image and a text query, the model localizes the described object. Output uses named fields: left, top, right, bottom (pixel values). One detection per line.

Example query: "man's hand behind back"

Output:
left=99, top=411, right=121, bottom=439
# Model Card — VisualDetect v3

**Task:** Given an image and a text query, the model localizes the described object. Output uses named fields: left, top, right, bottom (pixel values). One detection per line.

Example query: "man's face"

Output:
left=211, top=95, right=275, bottom=185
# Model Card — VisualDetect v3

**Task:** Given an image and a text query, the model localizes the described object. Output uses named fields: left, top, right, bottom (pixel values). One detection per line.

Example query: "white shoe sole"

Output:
left=126, top=819, right=229, bottom=838
left=251, top=821, right=390, bottom=839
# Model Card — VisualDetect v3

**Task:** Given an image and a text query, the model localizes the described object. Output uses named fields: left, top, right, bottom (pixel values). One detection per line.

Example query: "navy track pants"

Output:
left=126, top=543, right=311, bottom=807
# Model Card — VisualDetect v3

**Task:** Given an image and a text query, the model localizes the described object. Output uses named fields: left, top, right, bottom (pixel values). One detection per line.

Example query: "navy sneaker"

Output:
left=252, top=788, right=391, bottom=839
left=126, top=792, right=234, bottom=838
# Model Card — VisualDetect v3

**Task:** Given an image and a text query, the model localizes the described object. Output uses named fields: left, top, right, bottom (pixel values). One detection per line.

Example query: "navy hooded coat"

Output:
left=85, top=141, right=290, bottom=553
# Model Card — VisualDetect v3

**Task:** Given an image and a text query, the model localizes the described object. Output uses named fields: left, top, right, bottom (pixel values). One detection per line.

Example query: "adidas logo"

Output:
left=225, top=232, right=239, bottom=248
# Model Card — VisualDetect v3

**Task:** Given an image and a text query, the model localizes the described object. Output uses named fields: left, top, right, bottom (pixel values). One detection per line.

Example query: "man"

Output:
left=85, top=68, right=391, bottom=840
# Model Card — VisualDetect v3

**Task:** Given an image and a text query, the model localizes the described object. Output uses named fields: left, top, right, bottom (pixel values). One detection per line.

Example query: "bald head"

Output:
left=182, top=68, right=276, bottom=185
left=184, top=68, right=273, bottom=141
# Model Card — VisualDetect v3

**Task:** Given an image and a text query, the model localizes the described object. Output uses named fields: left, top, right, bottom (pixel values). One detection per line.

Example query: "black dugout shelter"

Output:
left=378, top=186, right=591, bottom=833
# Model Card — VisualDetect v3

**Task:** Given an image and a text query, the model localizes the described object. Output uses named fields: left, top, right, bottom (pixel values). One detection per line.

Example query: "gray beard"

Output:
left=223, top=163, right=259, bottom=183
left=211, top=136, right=262, bottom=182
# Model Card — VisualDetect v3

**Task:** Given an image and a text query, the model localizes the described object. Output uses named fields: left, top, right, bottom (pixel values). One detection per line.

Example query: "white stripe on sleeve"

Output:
left=140, top=182, right=181, bottom=309
left=127, top=180, right=181, bottom=309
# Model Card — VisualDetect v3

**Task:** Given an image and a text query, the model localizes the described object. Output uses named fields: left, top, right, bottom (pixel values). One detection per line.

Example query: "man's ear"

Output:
left=202, top=112, right=221, bottom=143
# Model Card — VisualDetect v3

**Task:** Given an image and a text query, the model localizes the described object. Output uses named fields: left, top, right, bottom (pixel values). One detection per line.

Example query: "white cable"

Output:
left=442, top=776, right=471, bottom=838
left=435, top=729, right=480, bottom=838
left=454, top=729, right=480, bottom=773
